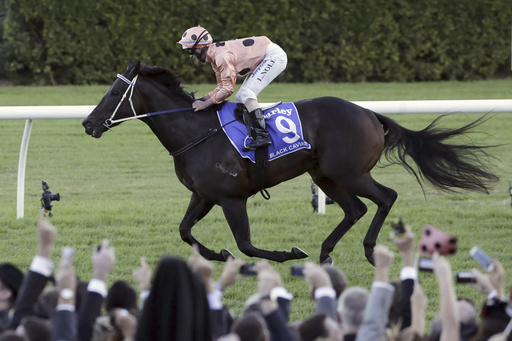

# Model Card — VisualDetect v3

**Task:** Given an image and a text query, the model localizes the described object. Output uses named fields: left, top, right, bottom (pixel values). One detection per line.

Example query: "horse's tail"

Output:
left=373, top=112, right=499, bottom=194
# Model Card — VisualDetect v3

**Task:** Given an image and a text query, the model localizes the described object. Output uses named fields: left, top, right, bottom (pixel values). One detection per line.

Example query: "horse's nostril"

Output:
left=82, top=120, right=91, bottom=128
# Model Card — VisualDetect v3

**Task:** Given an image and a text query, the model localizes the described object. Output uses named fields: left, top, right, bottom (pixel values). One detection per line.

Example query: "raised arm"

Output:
left=433, top=252, right=460, bottom=341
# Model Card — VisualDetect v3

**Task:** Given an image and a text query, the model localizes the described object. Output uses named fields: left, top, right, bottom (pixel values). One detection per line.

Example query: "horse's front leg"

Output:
left=220, top=198, right=308, bottom=262
left=179, top=192, right=233, bottom=261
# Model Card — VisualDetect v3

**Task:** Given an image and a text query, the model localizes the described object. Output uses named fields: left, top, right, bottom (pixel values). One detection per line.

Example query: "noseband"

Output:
left=103, top=74, right=193, bottom=129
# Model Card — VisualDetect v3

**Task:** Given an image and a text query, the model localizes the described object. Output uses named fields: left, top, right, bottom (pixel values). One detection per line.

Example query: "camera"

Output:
left=418, top=224, right=457, bottom=256
left=470, top=246, right=494, bottom=272
left=418, top=257, right=434, bottom=272
left=291, top=266, right=304, bottom=277
left=240, top=263, right=257, bottom=276
left=456, top=271, right=476, bottom=283
left=40, top=180, right=60, bottom=215
left=391, top=219, right=405, bottom=236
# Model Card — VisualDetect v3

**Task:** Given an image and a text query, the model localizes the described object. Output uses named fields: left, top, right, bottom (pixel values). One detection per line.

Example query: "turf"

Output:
left=0, top=78, right=511, bottom=326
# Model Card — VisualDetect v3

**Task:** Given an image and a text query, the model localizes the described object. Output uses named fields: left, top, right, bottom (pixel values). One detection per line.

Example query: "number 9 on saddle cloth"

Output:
left=219, top=102, right=311, bottom=162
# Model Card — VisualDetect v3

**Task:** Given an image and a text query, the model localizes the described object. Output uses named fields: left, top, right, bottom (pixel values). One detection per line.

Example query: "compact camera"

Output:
left=456, top=271, right=476, bottom=283
left=40, top=180, right=60, bottom=215
left=418, top=224, right=457, bottom=256
left=418, top=257, right=434, bottom=272
left=291, top=266, right=304, bottom=277
left=239, top=263, right=257, bottom=276
left=391, top=219, right=406, bottom=236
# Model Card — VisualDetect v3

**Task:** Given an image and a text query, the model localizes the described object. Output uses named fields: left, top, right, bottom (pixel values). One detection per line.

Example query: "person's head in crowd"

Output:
left=16, top=316, right=51, bottom=341
left=135, top=256, right=211, bottom=341
left=0, top=263, right=24, bottom=310
left=33, top=287, right=59, bottom=319
left=458, top=298, right=478, bottom=341
left=337, top=286, right=369, bottom=335
left=105, top=280, right=138, bottom=313
left=472, top=300, right=512, bottom=341
left=299, top=313, right=328, bottom=341
left=322, top=265, right=348, bottom=300
left=429, top=299, right=478, bottom=341
left=232, top=312, right=269, bottom=341
left=298, top=313, right=342, bottom=341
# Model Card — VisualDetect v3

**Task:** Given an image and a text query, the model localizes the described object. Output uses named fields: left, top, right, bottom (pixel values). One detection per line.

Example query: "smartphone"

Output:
left=240, top=263, right=257, bottom=276
left=456, top=271, right=476, bottom=283
left=61, top=246, right=75, bottom=266
left=291, top=266, right=304, bottom=277
left=469, top=246, right=494, bottom=272
left=418, top=257, right=434, bottom=272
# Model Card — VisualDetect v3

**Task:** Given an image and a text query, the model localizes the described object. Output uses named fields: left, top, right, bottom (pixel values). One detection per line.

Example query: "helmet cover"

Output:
left=177, top=26, right=213, bottom=50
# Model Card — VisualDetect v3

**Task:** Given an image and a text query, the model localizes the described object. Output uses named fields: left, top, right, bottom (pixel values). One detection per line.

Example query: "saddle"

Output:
left=233, top=102, right=282, bottom=124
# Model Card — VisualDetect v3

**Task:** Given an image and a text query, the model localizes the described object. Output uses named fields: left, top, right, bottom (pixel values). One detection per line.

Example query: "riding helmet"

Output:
left=177, top=26, right=213, bottom=50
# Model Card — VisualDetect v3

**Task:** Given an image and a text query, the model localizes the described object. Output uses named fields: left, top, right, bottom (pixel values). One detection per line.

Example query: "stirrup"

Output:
left=243, top=136, right=256, bottom=151
left=244, top=137, right=271, bottom=151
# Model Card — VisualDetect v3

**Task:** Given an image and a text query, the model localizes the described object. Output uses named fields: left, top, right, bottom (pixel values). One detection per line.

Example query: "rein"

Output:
left=103, top=74, right=194, bottom=128
left=109, top=73, right=237, bottom=157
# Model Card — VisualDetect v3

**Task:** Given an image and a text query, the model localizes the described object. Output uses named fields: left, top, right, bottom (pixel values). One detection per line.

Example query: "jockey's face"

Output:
left=189, top=46, right=208, bottom=63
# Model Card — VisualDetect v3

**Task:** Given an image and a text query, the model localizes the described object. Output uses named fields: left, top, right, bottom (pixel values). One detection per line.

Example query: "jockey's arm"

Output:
left=207, top=55, right=237, bottom=104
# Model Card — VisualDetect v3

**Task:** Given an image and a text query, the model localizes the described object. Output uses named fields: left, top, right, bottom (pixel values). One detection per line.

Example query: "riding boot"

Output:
left=243, top=108, right=271, bottom=151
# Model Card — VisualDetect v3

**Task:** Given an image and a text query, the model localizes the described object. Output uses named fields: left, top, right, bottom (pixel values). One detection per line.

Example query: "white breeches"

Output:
left=235, top=42, right=288, bottom=105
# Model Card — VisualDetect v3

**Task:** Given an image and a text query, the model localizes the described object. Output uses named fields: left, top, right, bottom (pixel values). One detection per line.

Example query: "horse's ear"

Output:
left=134, top=61, right=141, bottom=73
left=126, top=60, right=141, bottom=75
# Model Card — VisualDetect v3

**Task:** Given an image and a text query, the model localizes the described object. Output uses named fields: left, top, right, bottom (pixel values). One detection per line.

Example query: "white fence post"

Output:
left=317, top=186, right=326, bottom=214
left=17, top=119, right=33, bottom=219
left=1, top=100, right=512, bottom=218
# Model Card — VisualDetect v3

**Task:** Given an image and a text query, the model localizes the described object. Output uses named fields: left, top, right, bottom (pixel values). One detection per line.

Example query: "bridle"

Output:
left=103, top=73, right=192, bottom=129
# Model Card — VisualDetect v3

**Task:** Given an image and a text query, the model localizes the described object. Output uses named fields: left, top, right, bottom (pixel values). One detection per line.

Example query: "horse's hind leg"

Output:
left=220, top=198, right=308, bottom=262
left=315, top=179, right=369, bottom=264
left=179, top=192, right=231, bottom=261
left=348, top=176, right=398, bottom=265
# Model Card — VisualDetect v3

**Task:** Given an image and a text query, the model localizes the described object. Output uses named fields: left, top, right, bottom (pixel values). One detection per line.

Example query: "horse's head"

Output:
left=82, top=60, right=144, bottom=138
left=84, top=61, right=195, bottom=138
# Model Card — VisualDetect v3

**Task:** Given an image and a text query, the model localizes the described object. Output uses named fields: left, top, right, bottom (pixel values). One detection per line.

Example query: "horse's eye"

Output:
left=111, top=90, right=119, bottom=96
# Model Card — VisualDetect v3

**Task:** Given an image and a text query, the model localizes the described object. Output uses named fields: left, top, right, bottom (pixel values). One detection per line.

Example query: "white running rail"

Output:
left=2, top=99, right=512, bottom=218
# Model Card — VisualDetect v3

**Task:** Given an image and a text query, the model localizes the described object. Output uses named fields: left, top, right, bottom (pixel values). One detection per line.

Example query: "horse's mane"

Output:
left=138, top=65, right=194, bottom=103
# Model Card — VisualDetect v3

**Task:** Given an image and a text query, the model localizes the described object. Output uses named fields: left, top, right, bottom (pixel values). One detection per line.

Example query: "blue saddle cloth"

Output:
left=216, top=102, right=311, bottom=163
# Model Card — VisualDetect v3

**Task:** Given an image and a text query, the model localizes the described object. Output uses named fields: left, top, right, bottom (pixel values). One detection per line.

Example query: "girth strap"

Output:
left=169, top=128, right=219, bottom=157
left=255, top=147, right=271, bottom=200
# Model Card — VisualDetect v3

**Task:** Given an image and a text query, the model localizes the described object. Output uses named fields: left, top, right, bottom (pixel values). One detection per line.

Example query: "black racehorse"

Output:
left=83, top=61, right=498, bottom=265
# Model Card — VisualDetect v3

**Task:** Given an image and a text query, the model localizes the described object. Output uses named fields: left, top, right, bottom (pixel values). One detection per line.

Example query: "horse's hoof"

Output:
left=321, top=256, right=333, bottom=266
left=220, top=249, right=235, bottom=261
left=365, top=250, right=375, bottom=266
left=292, top=246, right=308, bottom=259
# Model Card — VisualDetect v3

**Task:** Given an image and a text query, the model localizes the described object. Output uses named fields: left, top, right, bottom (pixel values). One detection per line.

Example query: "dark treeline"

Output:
left=0, top=0, right=510, bottom=85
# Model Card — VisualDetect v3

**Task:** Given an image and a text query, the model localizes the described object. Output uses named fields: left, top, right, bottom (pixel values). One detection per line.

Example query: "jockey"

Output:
left=177, top=25, right=288, bottom=150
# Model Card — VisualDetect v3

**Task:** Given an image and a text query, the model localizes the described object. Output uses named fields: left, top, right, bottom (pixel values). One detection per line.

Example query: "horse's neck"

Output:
left=143, top=100, right=215, bottom=154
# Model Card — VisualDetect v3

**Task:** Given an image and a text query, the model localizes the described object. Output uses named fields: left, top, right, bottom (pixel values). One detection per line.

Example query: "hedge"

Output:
left=1, top=0, right=510, bottom=85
